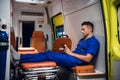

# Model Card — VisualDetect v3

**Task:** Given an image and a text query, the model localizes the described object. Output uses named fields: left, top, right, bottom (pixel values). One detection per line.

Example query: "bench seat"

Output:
left=76, top=70, right=105, bottom=77
left=72, top=65, right=105, bottom=77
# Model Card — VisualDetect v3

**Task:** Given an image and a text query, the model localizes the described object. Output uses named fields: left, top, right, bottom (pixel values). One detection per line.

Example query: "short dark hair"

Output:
left=81, top=21, right=94, bottom=32
left=2, top=24, right=7, bottom=29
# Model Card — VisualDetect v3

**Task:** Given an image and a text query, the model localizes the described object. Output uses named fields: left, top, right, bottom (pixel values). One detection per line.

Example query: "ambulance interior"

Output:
left=10, top=0, right=107, bottom=80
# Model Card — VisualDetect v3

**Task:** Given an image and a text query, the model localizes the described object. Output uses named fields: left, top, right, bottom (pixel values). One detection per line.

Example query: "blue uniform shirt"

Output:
left=73, top=36, right=100, bottom=56
left=0, top=30, right=8, bottom=50
left=0, top=30, right=8, bottom=42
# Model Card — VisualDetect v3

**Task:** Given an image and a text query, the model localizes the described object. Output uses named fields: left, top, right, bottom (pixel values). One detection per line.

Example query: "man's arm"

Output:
left=64, top=45, right=93, bottom=63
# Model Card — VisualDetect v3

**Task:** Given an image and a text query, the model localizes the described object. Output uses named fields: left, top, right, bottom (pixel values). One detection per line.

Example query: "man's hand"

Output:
left=64, top=44, right=93, bottom=63
left=64, top=45, right=73, bottom=56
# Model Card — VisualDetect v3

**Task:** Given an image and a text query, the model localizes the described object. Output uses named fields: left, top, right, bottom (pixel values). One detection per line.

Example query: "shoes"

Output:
left=10, top=54, right=19, bottom=66
left=10, top=45, right=20, bottom=66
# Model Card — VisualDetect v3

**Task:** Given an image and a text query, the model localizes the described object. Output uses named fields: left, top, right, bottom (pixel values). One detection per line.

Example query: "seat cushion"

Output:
left=32, top=31, right=46, bottom=52
left=71, top=65, right=95, bottom=73
left=53, top=38, right=72, bottom=52
left=18, top=47, right=38, bottom=54
left=21, top=61, right=57, bottom=69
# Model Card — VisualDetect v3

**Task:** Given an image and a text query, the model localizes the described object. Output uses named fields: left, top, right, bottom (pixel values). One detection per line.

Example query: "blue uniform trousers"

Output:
left=20, top=51, right=82, bottom=68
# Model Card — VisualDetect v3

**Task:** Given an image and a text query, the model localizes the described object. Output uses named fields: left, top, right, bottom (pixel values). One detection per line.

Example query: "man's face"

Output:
left=2, top=24, right=7, bottom=29
left=81, top=25, right=92, bottom=38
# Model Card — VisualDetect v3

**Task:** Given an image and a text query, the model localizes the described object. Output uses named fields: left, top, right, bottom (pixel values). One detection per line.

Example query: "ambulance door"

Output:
left=102, top=0, right=120, bottom=80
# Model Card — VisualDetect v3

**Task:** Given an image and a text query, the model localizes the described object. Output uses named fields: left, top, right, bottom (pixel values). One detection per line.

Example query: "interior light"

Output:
left=15, top=0, right=45, bottom=4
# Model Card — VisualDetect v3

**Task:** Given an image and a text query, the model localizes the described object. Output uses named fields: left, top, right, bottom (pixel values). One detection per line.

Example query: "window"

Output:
left=56, top=25, right=64, bottom=38
left=52, top=13, right=64, bottom=38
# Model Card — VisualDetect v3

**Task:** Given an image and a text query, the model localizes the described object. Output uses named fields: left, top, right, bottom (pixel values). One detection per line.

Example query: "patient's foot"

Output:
left=10, top=55, right=19, bottom=66
left=10, top=45, right=20, bottom=61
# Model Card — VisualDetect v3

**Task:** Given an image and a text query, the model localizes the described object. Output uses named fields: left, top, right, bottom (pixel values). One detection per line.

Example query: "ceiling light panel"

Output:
left=15, top=0, right=45, bottom=4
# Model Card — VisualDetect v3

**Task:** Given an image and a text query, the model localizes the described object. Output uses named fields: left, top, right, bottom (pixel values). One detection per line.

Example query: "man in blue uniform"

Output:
left=11, top=21, right=100, bottom=68
left=0, top=24, right=9, bottom=80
